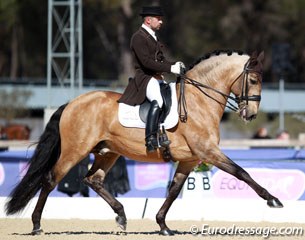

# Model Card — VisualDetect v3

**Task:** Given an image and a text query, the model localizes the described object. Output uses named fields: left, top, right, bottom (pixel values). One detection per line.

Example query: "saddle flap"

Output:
left=139, top=83, right=172, bottom=123
left=139, top=101, right=151, bottom=123
left=160, top=83, right=172, bottom=122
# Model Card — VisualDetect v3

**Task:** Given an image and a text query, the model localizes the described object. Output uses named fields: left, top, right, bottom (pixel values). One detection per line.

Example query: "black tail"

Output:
left=5, top=104, right=68, bottom=215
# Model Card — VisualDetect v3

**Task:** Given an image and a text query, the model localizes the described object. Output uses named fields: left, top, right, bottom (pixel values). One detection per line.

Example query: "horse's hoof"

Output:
left=267, top=198, right=284, bottom=208
left=115, top=215, right=127, bottom=231
left=159, top=228, right=174, bottom=236
left=31, top=228, right=43, bottom=235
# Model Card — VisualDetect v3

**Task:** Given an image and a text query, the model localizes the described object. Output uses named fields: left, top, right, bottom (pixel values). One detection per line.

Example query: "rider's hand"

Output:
left=171, top=61, right=186, bottom=75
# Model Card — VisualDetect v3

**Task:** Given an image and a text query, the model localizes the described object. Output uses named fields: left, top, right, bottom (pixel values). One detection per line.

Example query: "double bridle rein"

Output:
left=177, top=60, right=262, bottom=122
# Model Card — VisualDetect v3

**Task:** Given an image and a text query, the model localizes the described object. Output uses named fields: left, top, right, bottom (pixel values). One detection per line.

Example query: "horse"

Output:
left=5, top=50, right=283, bottom=236
left=0, top=124, right=31, bottom=140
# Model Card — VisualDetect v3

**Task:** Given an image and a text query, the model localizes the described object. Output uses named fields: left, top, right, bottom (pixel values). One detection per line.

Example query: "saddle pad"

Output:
left=118, top=82, right=179, bottom=129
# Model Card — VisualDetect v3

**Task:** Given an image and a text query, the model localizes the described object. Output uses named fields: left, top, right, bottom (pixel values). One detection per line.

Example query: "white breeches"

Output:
left=146, top=77, right=163, bottom=108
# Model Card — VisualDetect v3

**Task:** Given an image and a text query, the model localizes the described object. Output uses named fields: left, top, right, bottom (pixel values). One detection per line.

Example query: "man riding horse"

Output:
left=118, top=6, right=185, bottom=152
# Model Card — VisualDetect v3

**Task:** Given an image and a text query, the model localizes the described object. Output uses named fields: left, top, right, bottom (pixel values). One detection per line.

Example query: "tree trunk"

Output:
left=10, top=25, right=19, bottom=80
left=0, top=52, right=5, bottom=74
left=117, top=0, right=133, bottom=86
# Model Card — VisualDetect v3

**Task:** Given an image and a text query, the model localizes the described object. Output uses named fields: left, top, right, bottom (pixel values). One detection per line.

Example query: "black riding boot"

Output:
left=145, top=100, right=161, bottom=152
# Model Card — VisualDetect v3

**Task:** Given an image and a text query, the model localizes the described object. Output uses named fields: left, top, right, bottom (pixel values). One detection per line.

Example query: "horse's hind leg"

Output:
left=83, top=152, right=127, bottom=230
left=205, top=148, right=283, bottom=208
left=31, top=171, right=55, bottom=234
left=31, top=153, right=85, bottom=234
left=31, top=169, right=66, bottom=234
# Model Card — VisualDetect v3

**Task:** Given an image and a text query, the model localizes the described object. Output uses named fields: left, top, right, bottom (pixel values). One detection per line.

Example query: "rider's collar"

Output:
left=141, top=24, right=157, bottom=41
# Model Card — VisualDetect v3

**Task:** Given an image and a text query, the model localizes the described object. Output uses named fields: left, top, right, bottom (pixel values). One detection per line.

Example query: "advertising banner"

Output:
left=182, top=161, right=305, bottom=200
left=1, top=149, right=305, bottom=199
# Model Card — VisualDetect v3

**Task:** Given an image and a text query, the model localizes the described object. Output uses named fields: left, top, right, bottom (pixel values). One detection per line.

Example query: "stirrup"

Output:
left=159, top=132, right=171, bottom=147
left=159, top=126, right=171, bottom=147
left=145, top=136, right=158, bottom=152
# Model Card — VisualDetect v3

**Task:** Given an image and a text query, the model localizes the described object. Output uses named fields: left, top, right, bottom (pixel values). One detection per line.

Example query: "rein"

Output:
left=177, top=62, right=261, bottom=122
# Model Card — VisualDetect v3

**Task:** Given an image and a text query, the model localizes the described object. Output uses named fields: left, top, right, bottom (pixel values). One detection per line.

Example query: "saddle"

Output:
left=118, top=82, right=178, bottom=130
left=118, top=82, right=178, bottom=162
left=139, top=83, right=172, bottom=123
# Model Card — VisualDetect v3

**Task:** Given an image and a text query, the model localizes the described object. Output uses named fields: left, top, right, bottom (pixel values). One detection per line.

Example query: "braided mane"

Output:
left=188, top=49, right=245, bottom=70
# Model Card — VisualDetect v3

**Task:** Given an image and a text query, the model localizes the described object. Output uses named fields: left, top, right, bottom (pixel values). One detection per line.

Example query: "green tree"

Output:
left=1, top=0, right=305, bottom=85
left=0, top=0, right=21, bottom=79
left=0, top=0, right=47, bottom=78
left=0, top=89, right=32, bottom=123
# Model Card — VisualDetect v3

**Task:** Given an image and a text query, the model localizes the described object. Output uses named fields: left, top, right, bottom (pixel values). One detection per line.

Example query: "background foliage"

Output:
left=0, top=0, right=304, bottom=85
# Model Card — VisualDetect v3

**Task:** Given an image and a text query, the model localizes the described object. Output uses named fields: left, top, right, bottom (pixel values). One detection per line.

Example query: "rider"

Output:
left=118, top=6, right=185, bottom=152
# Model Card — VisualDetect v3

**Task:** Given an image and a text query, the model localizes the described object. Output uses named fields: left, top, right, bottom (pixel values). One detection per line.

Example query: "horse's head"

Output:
left=180, top=50, right=264, bottom=123
left=231, top=51, right=264, bottom=122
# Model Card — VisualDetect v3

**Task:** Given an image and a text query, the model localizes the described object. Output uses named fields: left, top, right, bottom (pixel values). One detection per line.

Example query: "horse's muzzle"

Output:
left=246, top=113, right=257, bottom=121
left=239, top=107, right=257, bottom=122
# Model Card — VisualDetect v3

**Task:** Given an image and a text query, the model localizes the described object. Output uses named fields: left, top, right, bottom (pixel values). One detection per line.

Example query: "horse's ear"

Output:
left=257, top=51, right=264, bottom=62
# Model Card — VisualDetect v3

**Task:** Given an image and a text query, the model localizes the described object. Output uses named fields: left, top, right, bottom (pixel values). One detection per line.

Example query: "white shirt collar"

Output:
left=141, top=24, right=157, bottom=41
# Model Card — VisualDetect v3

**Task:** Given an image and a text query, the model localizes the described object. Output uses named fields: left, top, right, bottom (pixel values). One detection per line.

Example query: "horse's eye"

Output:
left=250, top=78, right=258, bottom=85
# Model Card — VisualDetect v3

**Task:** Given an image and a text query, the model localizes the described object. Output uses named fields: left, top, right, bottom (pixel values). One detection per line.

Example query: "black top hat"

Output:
left=139, top=6, right=164, bottom=17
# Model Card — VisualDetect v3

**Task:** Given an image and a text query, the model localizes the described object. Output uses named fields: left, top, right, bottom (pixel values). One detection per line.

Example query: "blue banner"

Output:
left=1, top=149, right=305, bottom=199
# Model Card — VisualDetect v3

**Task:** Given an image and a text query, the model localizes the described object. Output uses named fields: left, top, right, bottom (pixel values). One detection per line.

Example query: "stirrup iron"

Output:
left=145, top=136, right=158, bottom=152
left=159, top=125, right=171, bottom=147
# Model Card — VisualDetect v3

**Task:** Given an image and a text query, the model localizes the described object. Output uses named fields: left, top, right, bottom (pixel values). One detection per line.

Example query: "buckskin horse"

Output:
left=5, top=50, right=283, bottom=235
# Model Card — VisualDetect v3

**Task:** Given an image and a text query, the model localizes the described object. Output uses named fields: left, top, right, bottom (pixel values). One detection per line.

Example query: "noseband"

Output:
left=178, top=60, right=262, bottom=122
left=235, top=61, right=261, bottom=105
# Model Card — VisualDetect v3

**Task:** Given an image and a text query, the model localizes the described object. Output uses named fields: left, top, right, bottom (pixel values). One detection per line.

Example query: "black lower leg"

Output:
left=156, top=173, right=189, bottom=235
left=31, top=172, right=55, bottom=234
left=217, top=157, right=283, bottom=207
left=145, top=100, right=161, bottom=152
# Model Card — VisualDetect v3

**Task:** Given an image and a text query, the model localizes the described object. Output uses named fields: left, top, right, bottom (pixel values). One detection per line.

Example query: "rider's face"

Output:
left=148, top=16, right=163, bottom=31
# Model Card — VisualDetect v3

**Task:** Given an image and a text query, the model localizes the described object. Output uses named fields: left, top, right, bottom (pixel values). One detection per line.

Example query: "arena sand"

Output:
left=0, top=219, right=304, bottom=240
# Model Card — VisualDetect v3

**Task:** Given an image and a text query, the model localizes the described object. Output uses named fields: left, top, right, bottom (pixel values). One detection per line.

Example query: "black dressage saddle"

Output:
left=139, top=83, right=172, bottom=123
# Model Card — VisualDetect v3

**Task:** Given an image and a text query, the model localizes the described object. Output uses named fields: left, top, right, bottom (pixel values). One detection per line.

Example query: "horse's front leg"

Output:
left=156, top=161, right=196, bottom=235
left=205, top=147, right=283, bottom=208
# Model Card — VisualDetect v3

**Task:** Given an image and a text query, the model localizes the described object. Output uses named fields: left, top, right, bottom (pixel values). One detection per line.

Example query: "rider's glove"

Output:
left=171, top=61, right=186, bottom=75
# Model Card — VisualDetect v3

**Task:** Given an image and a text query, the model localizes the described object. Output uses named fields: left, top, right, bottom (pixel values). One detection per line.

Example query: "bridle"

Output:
left=177, top=60, right=262, bottom=122
left=235, top=60, right=262, bottom=105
